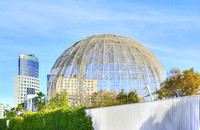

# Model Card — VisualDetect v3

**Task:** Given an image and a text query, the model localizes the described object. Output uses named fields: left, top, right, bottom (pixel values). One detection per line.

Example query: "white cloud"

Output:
left=147, top=44, right=200, bottom=58
left=0, top=0, right=199, bottom=37
left=0, top=0, right=199, bottom=105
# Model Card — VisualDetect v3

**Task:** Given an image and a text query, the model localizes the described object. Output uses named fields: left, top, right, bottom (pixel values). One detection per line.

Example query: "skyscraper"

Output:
left=14, top=54, right=40, bottom=107
left=18, top=54, right=39, bottom=78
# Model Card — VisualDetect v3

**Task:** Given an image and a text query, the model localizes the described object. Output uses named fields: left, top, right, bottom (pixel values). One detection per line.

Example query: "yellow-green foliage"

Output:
left=23, top=111, right=44, bottom=129
left=43, top=108, right=62, bottom=129
left=43, top=107, right=93, bottom=129
left=7, top=107, right=93, bottom=130
left=0, top=118, right=8, bottom=130
left=9, top=117, right=23, bottom=130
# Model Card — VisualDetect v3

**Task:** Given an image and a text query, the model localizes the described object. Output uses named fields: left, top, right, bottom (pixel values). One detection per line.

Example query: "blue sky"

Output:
left=0, top=0, right=199, bottom=106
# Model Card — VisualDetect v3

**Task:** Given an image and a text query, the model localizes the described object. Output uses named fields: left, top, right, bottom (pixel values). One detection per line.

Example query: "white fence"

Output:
left=85, top=95, right=200, bottom=130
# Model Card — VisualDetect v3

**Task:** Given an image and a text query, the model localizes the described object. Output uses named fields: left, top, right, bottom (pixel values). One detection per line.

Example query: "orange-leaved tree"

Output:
left=157, top=68, right=200, bottom=99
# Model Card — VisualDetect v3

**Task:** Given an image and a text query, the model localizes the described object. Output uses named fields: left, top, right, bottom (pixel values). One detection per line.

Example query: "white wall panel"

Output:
left=85, top=95, right=200, bottom=130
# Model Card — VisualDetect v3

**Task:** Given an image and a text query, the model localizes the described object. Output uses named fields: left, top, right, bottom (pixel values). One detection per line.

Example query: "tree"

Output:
left=127, top=90, right=140, bottom=103
left=5, top=107, right=17, bottom=119
left=45, top=90, right=69, bottom=109
left=90, top=89, right=140, bottom=108
left=34, top=92, right=45, bottom=111
left=117, top=89, right=140, bottom=104
left=91, top=91, right=116, bottom=108
left=116, top=89, right=127, bottom=104
left=157, top=68, right=200, bottom=99
left=16, top=102, right=24, bottom=112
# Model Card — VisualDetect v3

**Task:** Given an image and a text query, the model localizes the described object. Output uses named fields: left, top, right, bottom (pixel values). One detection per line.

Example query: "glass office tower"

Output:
left=14, top=54, right=40, bottom=107
left=18, top=54, right=39, bottom=78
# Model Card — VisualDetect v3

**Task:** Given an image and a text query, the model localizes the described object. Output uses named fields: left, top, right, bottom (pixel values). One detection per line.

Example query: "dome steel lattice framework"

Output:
left=47, top=34, right=166, bottom=105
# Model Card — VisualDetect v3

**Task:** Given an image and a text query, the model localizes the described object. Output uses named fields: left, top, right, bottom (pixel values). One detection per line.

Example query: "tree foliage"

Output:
left=16, top=102, right=24, bottom=112
left=117, top=89, right=140, bottom=104
left=5, top=103, right=24, bottom=119
left=34, top=92, right=45, bottom=111
left=157, top=68, right=200, bottom=99
left=45, top=90, right=69, bottom=109
left=91, top=91, right=116, bottom=108
left=5, top=107, right=17, bottom=119
left=116, top=89, right=127, bottom=104
left=90, top=89, right=140, bottom=108
left=127, top=90, right=140, bottom=103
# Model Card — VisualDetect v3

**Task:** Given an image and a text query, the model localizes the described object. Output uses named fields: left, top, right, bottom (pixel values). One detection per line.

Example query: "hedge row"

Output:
left=9, top=117, right=23, bottom=130
left=0, top=106, right=93, bottom=130
left=0, top=118, right=7, bottom=130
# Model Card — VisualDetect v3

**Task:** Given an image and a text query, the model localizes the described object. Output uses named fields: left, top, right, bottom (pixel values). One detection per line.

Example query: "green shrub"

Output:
left=9, top=117, right=23, bottom=130
left=2, top=107, right=93, bottom=130
left=43, top=108, right=63, bottom=129
left=43, top=107, right=93, bottom=129
left=61, top=106, right=93, bottom=130
left=0, top=118, right=8, bottom=130
left=23, top=112, right=44, bottom=130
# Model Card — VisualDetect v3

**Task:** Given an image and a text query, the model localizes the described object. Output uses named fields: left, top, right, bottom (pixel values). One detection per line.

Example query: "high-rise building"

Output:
left=18, top=54, right=39, bottom=78
left=14, top=54, right=40, bottom=107
left=0, top=104, right=11, bottom=119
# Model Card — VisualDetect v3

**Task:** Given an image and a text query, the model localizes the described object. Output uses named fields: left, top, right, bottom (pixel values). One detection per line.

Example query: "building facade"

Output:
left=47, top=76, right=98, bottom=105
left=0, top=104, right=11, bottom=119
left=14, top=54, right=40, bottom=107
left=18, top=54, right=39, bottom=78
left=24, top=94, right=37, bottom=112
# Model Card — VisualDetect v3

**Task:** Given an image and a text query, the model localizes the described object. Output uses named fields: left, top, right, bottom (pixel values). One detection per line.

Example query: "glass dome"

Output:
left=47, top=34, right=166, bottom=105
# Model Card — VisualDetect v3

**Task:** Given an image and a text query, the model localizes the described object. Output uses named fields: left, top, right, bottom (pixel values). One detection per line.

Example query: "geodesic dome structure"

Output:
left=47, top=34, right=166, bottom=105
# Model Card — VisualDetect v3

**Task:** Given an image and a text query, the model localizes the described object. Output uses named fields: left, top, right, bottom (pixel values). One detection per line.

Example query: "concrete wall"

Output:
left=85, top=95, right=200, bottom=130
